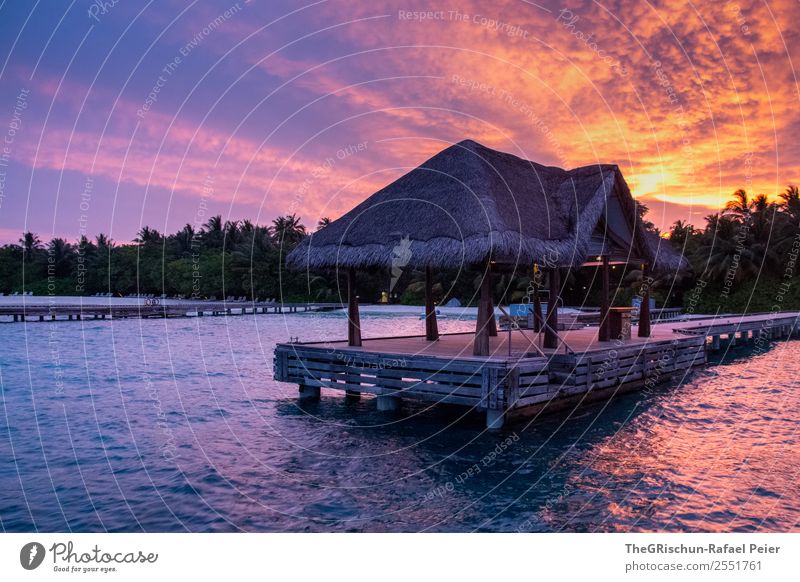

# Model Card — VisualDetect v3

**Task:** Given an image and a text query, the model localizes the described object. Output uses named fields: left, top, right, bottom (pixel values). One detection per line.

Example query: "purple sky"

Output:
left=1, top=0, right=798, bottom=244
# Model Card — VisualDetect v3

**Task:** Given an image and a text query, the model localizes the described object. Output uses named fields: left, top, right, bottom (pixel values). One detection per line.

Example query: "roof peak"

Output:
left=454, top=138, right=483, bottom=147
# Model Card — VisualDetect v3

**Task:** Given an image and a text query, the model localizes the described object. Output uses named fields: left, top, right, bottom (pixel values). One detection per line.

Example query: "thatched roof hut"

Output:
left=287, top=139, right=688, bottom=274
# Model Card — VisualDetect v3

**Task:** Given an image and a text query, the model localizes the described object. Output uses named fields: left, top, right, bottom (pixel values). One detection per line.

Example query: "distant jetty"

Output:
left=0, top=300, right=339, bottom=322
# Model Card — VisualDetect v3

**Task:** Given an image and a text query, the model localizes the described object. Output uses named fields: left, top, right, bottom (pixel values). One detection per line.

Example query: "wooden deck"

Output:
left=273, top=311, right=800, bottom=430
left=312, top=323, right=691, bottom=360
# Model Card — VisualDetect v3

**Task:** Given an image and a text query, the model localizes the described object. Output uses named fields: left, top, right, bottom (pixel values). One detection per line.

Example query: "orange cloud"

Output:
left=8, top=0, right=799, bottom=239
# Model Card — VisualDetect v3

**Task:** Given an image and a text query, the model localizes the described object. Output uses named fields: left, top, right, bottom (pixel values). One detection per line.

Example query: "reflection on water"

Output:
left=0, top=310, right=798, bottom=532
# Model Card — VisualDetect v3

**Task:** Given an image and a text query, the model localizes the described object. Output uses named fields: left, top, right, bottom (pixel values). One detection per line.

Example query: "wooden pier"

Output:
left=274, top=312, right=800, bottom=430
left=0, top=301, right=339, bottom=323
left=272, top=140, right=800, bottom=430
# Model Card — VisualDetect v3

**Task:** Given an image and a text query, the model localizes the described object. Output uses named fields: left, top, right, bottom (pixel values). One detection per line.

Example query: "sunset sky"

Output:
left=0, top=0, right=798, bottom=244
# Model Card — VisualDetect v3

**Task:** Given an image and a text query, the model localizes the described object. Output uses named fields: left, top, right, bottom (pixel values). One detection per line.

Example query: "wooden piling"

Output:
left=347, top=267, right=362, bottom=347
left=299, top=385, right=320, bottom=400
left=638, top=263, right=651, bottom=338
left=424, top=266, right=439, bottom=341
left=377, top=393, right=400, bottom=411
left=544, top=268, right=560, bottom=349
left=487, top=267, right=497, bottom=337
left=473, top=268, right=492, bottom=356
left=599, top=256, right=610, bottom=341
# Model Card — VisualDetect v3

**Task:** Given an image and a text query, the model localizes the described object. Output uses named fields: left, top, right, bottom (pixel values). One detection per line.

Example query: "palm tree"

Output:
left=223, top=220, right=241, bottom=247
left=19, top=231, right=42, bottom=262
left=778, top=185, right=800, bottom=226
left=271, top=214, right=307, bottom=245
left=77, top=234, right=96, bottom=254
left=317, top=216, right=332, bottom=230
left=779, top=185, right=800, bottom=208
left=231, top=226, right=277, bottom=298
left=204, top=215, right=223, bottom=232
left=776, top=185, right=800, bottom=253
left=669, top=220, right=694, bottom=248
left=201, top=215, right=224, bottom=249
left=92, top=233, right=113, bottom=292
left=748, top=194, right=779, bottom=271
left=723, top=188, right=751, bottom=221
left=46, top=238, right=75, bottom=277
left=95, top=233, right=113, bottom=250
left=135, top=226, right=162, bottom=245
left=693, top=213, right=757, bottom=283
left=171, top=224, right=195, bottom=255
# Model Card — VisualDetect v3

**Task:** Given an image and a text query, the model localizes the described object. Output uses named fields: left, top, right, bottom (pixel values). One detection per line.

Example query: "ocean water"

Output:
left=0, top=307, right=798, bottom=532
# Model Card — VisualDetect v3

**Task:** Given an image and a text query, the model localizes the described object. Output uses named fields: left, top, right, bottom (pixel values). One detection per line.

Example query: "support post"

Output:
left=533, top=267, right=543, bottom=332
left=544, top=268, right=560, bottom=349
left=377, top=393, right=400, bottom=411
left=712, top=335, right=720, bottom=350
left=424, top=266, right=439, bottom=341
left=599, top=255, right=610, bottom=341
left=486, top=409, right=505, bottom=431
left=473, top=267, right=492, bottom=356
left=299, top=385, right=320, bottom=400
left=638, top=263, right=651, bottom=338
left=487, top=267, right=497, bottom=337
left=347, top=267, right=361, bottom=347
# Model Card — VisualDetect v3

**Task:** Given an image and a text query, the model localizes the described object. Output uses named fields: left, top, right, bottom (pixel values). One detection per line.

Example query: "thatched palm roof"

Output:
left=287, top=139, right=688, bottom=274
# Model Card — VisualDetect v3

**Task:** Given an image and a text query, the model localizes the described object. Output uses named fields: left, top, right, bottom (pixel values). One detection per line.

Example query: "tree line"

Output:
left=665, top=185, right=800, bottom=312
left=1, top=185, right=799, bottom=313
left=1, top=215, right=325, bottom=302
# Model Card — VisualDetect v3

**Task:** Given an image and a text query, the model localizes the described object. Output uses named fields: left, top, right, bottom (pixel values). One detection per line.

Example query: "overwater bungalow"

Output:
left=272, top=140, right=792, bottom=429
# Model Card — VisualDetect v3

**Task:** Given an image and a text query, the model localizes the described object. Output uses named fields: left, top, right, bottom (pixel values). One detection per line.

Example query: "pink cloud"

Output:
left=6, top=0, right=799, bottom=240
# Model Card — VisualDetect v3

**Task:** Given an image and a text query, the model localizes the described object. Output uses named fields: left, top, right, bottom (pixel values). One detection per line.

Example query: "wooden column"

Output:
left=424, top=266, right=439, bottom=341
left=533, top=265, right=543, bottom=332
left=347, top=267, right=361, bottom=347
left=544, top=268, right=560, bottom=349
left=487, top=267, right=497, bottom=337
left=638, top=263, right=651, bottom=338
left=473, top=269, right=492, bottom=356
left=599, top=255, right=610, bottom=342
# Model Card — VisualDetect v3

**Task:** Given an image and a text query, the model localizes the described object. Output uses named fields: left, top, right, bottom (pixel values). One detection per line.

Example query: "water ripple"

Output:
left=1, top=312, right=798, bottom=531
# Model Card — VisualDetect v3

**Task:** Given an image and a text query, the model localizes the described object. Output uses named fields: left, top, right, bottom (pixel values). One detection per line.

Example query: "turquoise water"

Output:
left=1, top=310, right=798, bottom=532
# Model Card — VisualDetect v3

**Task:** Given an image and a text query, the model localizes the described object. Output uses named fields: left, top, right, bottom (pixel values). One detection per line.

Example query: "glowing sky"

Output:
left=0, top=0, right=798, bottom=243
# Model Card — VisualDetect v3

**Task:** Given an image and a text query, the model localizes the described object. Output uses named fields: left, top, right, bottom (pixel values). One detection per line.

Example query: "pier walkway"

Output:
left=0, top=300, right=340, bottom=322
left=274, top=311, right=800, bottom=430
